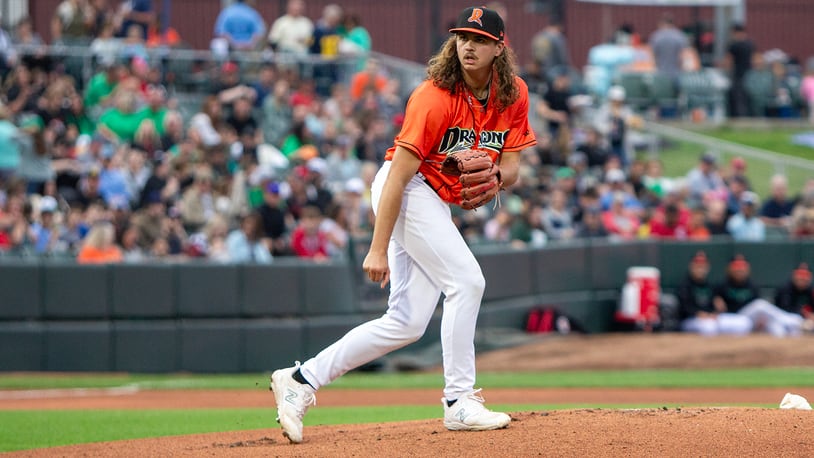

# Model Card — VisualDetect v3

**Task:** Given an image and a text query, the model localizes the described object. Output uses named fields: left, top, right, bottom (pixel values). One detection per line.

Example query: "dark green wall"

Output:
left=0, top=239, right=809, bottom=372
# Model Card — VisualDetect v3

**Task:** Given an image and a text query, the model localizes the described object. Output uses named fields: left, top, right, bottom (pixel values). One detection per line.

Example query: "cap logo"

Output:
left=467, top=8, right=484, bottom=27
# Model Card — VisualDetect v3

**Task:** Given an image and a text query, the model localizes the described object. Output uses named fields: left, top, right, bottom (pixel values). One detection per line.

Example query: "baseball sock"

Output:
left=447, top=399, right=457, bottom=407
left=292, top=368, right=316, bottom=389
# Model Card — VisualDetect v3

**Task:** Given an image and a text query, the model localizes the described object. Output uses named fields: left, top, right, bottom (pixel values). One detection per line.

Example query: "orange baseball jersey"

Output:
left=384, top=75, right=536, bottom=205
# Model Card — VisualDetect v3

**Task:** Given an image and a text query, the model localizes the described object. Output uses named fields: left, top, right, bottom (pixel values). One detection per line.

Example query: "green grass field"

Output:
left=649, top=125, right=814, bottom=198
left=1, top=368, right=812, bottom=452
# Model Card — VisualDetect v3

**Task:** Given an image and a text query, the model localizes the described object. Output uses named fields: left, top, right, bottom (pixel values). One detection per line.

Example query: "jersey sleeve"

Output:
left=392, top=82, right=449, bottom=160
left=502, top=76, right=537, bottom=153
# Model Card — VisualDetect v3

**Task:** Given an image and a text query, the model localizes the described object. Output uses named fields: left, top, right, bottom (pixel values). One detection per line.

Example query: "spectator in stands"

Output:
left=122, top=147, right=149, bottom=207
left=540, top=187, right=576, bottom=241
left=97, top=147, right=133, bottom=208
left=599, top=168, right=641, bottom=212
left=0, top=103, right=21, bottom=180
left=649, top=14, right=690, bottom=86
left=262, top=79, right=293, bottom=148
left=530, top=21, right=570, bottom=83
left=640, top=158, right=673, bottom=200
left=601, top=191, right=640, bottom=240
left=774, top=262, right=814, bottom=331
left=257, top=181, right=289, bottom=256
left=727, top=190, right=765, bottom=241
left=17, top=114, right=54, bottom=196
left=226, top=95, right=259, bottom=139
left=536, top=69, right=572, bottom=157
left=713, top=254, right=803, bottom=337
left=179, top=166, right=216, bottom=233
left=249, top=63, right=277, bottom=108
left=575, top=126, right=610, bottom=169
left=89, top=21, right=121, bottom=69
left=723, top=23, right=755, bottom=118
left=12, top=16, right=44, bottom=47
left=120, top=224, right=145, bottom=262
left=722, top=156, right=751, bottom=190
left=350, top=58, right=388, bottom=102
left=225, top=211, right=272, bottom=263
left=211, top=60, right=257, bottom=108
left=0, top=194, right=28, bottom=253
left=83, top=59, right=123, bottom=118
left=678, top=251, right=752, bottom=336
left=593, top=85, right=643, bottom=167
left=76, top=220, right=123, bottom=263
left=791, top=208, right=814, bottom=239
left=3, top=64, right=42, bottom=117
left=137, top=83, right=168, bottom=136
left=320, top=201, right=349, bottom=258
left=97, top=88, right=143, bottom=144
left=760, top=174, right=795, bottom=233
left=648, top=202, right=689, bottom=240
left=685, top=152, right=726, bottom=207
left=114, top=0, right=155, bottom=40
left=310, top=4, right=344, bottom=96
left=290, top=204, right=329, bottom=260
left=28, top=196, right=61, bottom=255
left=483, top=208, right=514, bottom=243
left=339, top=14, right=371, bottom=71
left=686, top=206, right=711, bottom=240
left=188, top=95, right=224, bottom=149
left=118, top=24, right=150, bottom=62
left=324, top=135, right=361, bottom=191
left=73, top=165, right=105, bottom=210
left=52, top=0, right=95, bottom=43
left=138, top=153, right=177, bottom=208
left=575, top=206, right=608, bottom=239
left=268, top=0, right=313, bottom=55
left=213, top=0, right=266, bottom=51
left=340, top=177, right=371, bottom=237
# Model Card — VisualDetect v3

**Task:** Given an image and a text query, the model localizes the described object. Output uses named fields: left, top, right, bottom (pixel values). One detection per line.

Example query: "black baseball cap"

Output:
left=449, top=6, right=505, bottom=42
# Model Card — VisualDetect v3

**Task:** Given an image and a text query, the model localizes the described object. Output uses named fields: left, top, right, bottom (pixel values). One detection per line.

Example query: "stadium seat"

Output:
left=617, top=72, right=651, bottom=111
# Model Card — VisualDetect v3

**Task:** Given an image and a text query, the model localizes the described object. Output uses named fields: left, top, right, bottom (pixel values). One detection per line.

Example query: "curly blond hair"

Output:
left=426, top=35, right=520, bottom=112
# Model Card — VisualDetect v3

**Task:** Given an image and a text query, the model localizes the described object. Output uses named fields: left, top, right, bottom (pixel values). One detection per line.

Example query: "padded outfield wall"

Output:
left=0, top=239, right=810, bottom=372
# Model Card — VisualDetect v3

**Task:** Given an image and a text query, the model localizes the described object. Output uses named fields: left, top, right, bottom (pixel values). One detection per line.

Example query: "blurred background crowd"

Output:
left=0, top=0, right=813, bottom=265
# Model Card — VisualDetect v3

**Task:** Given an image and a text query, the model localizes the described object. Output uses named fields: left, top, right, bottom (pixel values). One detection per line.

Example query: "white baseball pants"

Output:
left=680, top=313, right=753, bottom=336
left=739, top=298, right=804, bottom=337
left=300, top=161, right=485, bottom=400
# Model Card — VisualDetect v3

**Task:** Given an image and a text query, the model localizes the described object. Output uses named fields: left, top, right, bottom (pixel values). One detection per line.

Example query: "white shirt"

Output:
left=268, top=15, right=313, bottom=54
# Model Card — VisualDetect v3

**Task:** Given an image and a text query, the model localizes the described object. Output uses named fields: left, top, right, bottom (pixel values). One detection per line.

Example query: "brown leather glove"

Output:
left=441, top=149, right=502, bottom=210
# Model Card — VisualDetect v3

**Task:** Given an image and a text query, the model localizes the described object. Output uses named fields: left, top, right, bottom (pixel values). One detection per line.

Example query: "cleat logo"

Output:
left=456, top=409, right=468, bottom=422
left=285, top=389, right=298, bottom=404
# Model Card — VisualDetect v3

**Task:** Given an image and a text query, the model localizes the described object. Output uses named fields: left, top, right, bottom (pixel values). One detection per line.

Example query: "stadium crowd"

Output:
left=0, top=0, right=813, bottom=266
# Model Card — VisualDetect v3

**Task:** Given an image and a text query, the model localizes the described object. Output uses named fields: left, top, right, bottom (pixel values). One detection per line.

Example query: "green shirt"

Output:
left=98, top=109, right=145, bottom=143
left=84, top=73, right=116, bottom=110
left=137, top=106, right=168, bottom=136
left=0, top=121, right=21, bottom=170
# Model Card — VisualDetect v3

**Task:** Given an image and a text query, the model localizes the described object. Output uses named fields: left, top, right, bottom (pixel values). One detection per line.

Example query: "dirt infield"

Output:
left=5, top=333, right=814, bottom=456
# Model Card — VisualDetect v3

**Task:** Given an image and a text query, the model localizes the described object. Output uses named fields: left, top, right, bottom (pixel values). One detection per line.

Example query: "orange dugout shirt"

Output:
left=385, top=75, right=536, bottom=205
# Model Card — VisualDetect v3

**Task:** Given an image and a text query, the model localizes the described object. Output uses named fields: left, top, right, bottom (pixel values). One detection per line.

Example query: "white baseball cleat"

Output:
left=270, top=362, right=316, bottom=444
left=443, top=389, right=511, bottom=431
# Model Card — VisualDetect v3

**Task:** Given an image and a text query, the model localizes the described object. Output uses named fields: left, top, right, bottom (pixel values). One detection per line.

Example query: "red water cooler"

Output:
left=617, top=267, right=661, bottom=329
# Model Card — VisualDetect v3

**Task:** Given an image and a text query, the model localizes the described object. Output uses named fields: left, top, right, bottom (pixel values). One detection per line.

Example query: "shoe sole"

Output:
left=444, top=419, right=511, bottom=431
left=270, top=372, right=303, bottom=444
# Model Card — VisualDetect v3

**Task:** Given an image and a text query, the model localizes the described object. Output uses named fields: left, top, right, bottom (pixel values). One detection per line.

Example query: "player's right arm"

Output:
left=362, top=146, right=421, bottom=288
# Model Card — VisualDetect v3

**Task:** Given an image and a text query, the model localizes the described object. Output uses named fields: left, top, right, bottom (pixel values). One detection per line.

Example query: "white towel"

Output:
left=779, top=393, right=813, bottom=410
